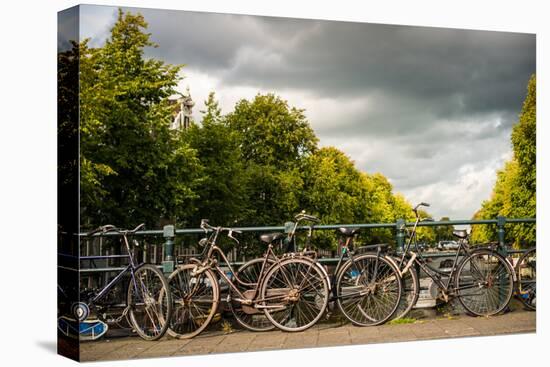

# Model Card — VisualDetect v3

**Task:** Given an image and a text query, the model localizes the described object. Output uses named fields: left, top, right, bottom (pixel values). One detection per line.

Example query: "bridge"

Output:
left=58, top=216, right=536, bottom=361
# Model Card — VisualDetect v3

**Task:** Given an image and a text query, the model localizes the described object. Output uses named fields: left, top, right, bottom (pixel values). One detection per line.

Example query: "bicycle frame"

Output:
left=396, top=211, right=510, bottom=296
left=86, top=233, right=142, bottom=307
left=191, top=226, right=292, bottom=306
left=288, top=218, right=388, bottom=302
left=330, top=235, right=393, bottom=300
left=210, top=244, right=281, bottom=302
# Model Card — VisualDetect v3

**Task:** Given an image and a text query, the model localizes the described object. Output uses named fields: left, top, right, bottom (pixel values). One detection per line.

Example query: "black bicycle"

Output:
left=68, top=224, right=172, bottom=341
left=395, top=203, right=515, bottom=317
left=334, top=227, right=417, bottom=322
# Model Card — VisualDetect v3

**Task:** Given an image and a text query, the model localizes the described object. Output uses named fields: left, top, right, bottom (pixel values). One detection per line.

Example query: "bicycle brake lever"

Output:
left=228, top=230, right=240, bottom=245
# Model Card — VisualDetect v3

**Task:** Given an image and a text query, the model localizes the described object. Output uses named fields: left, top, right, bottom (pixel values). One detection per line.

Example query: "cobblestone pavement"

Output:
left=79, top=306, right=535, bottom=362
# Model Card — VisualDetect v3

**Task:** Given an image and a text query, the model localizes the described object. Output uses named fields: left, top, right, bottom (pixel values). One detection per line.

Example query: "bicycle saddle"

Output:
left=259, top=232, right=285, bottom=244
left=452, top=230, right=468, bottom=239
left=338, top=227, right=360, bottom=237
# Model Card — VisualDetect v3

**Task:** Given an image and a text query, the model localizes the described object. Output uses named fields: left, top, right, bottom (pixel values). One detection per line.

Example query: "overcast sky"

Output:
left=75, top=5, right=536, bottom=220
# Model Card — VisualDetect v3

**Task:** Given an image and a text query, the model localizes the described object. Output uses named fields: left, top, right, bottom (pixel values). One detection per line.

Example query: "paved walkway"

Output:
left=79, top=306, right=535, bottom=362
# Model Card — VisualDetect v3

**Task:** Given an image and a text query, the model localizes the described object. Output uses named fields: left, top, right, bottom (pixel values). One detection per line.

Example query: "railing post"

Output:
left=396, top=218, right=406, bottom=253
left=162, top=224, right=175, bottom=274
left=497, top=216, right=508, bottom=256
left=496, top=216, right=508, bottom=310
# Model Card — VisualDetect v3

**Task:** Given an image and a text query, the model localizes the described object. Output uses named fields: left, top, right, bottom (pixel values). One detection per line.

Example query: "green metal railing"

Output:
left=75, top=216, right=535, bottom=274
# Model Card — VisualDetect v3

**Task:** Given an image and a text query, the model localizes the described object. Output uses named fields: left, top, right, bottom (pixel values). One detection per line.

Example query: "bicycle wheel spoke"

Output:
left=127, top=265, right=171, bottom=340
left=337, top=255, right=401, bottom=326
left=262, top=258, right=328, bottom=332
left=167, top=265, right=218, bottom=339
left=456, top=251, right=513, bottom=316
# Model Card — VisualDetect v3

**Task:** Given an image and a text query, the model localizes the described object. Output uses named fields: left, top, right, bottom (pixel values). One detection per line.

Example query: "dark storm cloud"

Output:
left=131, top=8, right=534, bottom=131
left=80, top=6, right=536, bottom=219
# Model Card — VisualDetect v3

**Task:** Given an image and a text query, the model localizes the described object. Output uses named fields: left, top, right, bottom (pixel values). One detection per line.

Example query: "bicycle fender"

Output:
left=315, top=262, right=332, bottom=291
left=384, top=255, right=408, bottom=278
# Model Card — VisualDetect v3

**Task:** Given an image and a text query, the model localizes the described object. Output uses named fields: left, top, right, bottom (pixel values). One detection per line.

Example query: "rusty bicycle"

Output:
left=164, top=219, right=330, bottom=338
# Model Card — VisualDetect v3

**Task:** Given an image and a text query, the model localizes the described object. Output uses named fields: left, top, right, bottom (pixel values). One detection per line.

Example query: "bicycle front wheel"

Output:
left=127, top=264, right=172, bottom=341
left=166, top=264, right=219, bottom=339
left=261, top=258, right=329, bottom=332
left=336, top=254, right=402, bottom=326
left=456, top=249, right=514, bottom=316
left=516, top=248, right=536, bottom=311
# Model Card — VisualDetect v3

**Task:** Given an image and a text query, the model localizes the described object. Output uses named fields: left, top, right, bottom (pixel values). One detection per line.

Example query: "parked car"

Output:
left=437, top=240, right=459, bottom=251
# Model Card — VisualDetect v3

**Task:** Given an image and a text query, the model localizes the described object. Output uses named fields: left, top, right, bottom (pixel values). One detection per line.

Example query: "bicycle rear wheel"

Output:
left=516, top=248, right=536, bottom=311
left=166, top=264, right=219, bottom=339
left=261, top=258, right=329, bottom=332
left=336, top=254, right=402, bottom=326
left=127, top=264, right=172, bottom=341
left=229, top=258, right=276, bottom=331
left=456, top=249, right=514, bottom=316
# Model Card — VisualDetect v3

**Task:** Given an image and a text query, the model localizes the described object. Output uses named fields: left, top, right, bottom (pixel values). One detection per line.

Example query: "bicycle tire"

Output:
left=336, top=254, right=402, bottom=326
left=228, top=258, right=276, bottom=332
left=455, top=249, right=514, bottom=316
left=393, top=260, right=419, bottom=320
left=261, top=257, right=329, bottom=332
left=126, top=264, right=172, bottom=341
left=166, top=264, right=220, bottom=339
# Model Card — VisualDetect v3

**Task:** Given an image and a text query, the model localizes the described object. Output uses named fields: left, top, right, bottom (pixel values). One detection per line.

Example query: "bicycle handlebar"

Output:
left=200, top=219, right=242, bottom=243
left=129, top=223, right=145, bottom=233
left=86, top=223, right=145, bottom=236
left=295, top=211, right=320, bottom=223
left=413, top=202, right=430, bottom=212
left=86, top=224, right=118, bottom=236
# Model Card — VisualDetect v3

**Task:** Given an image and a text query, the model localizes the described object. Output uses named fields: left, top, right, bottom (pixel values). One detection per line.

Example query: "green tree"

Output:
left=415, top=210, right=436, bottom=244
left=79, top=10, right=202, bottom=228
left=224, top=94, right=318, bottom=226
left=471, top=75, right=536, bottom=247
left=225, top=93, right=318, bottom=167
left=434, top=217, right=454, bottom=242
left=361, top=174, right=426, bottom=245
left=301, top=147, right=370, bottom=248
left=509, top=75, right=536, bottom=244
left=185, top=92, right=249, bottom=226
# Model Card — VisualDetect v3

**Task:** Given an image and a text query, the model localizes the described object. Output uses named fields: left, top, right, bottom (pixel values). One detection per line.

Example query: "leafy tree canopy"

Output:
left=78, top=9, right=202, bottom=228
left=73, top=9, right=443, bottom=252
left=471, top=75, right=536, bottom=248
left=225, top=93, right=318, bottom=168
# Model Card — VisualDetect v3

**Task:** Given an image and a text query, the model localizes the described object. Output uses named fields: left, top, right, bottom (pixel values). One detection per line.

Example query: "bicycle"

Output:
left=515, top=247, right=536, bottom=310
left=226, top=212, right=331, bottom=332
left=60, top=224, right=172, bottom=341
left=165, top=219, right=330, bottom=338
left=394, top=203, right=515, bottom=317
left=334, top=227, right=411, bottom=322
left=264, top=212, right=402, bottom=327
